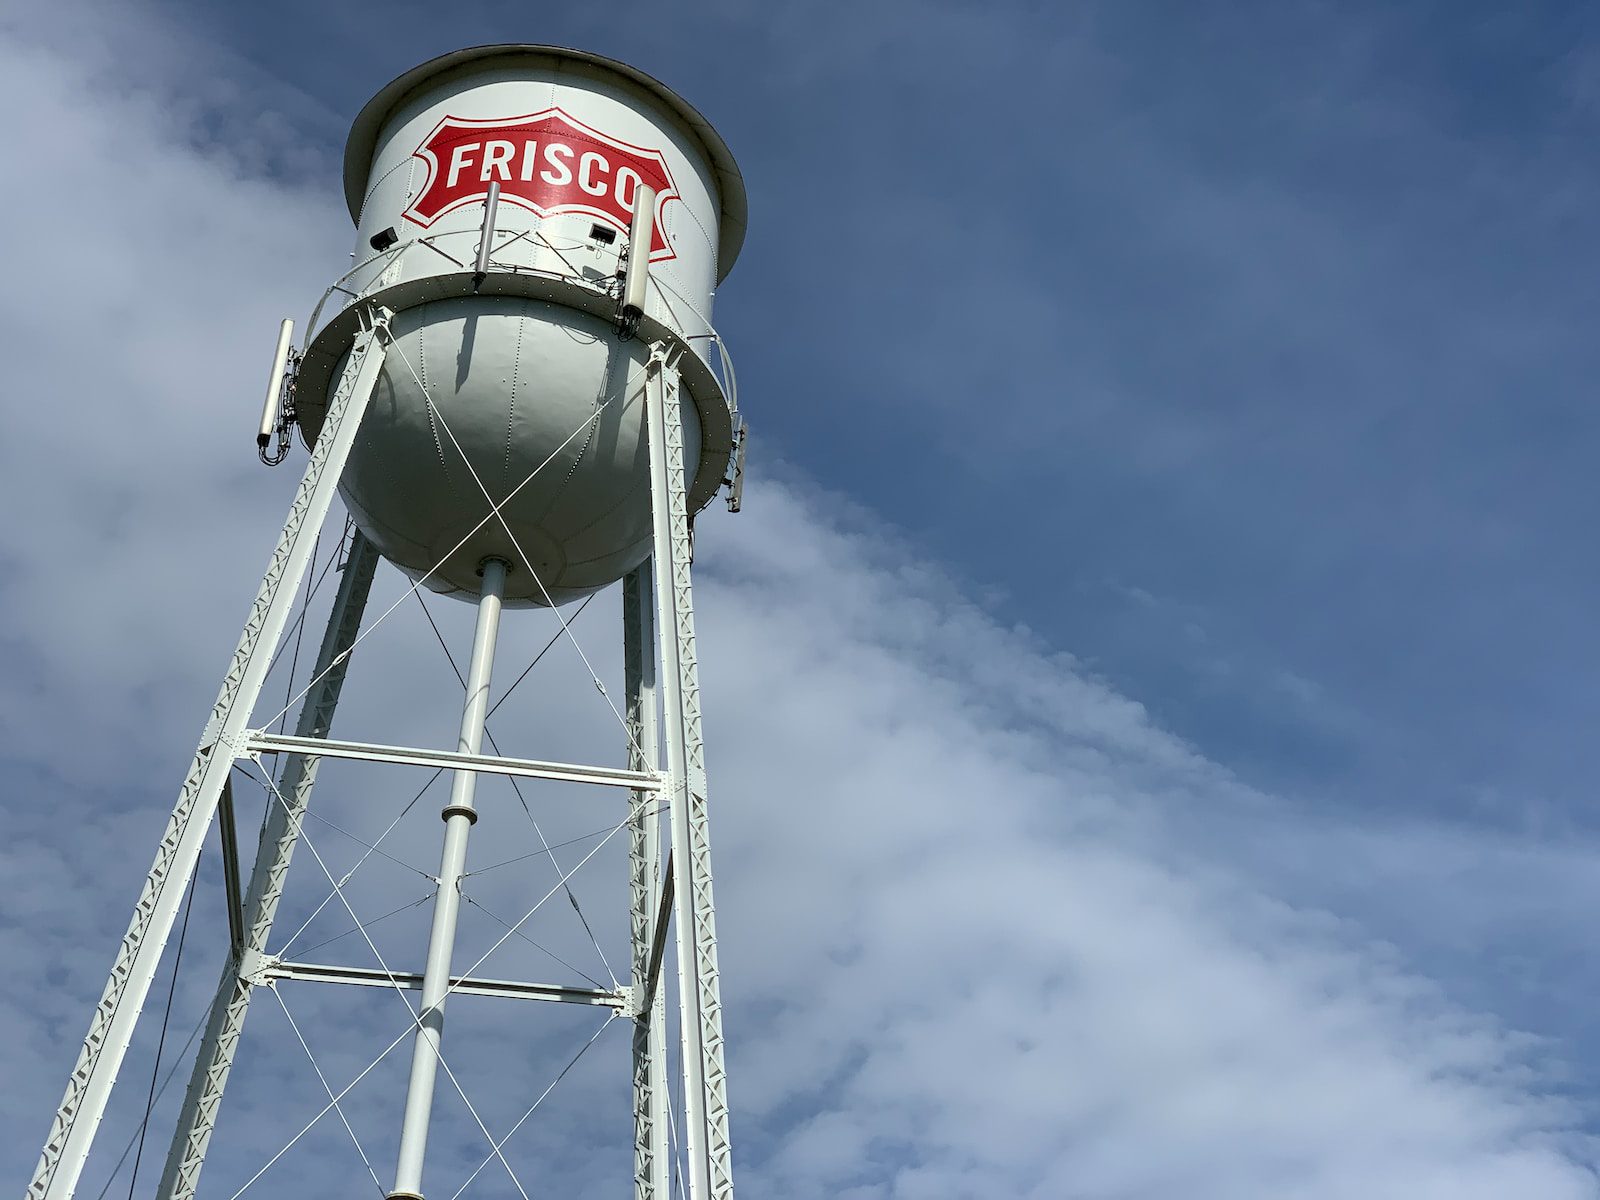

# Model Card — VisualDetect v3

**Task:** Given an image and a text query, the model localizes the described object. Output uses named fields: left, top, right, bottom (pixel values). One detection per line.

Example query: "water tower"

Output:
left=29, top=45, right=746, bottom=1200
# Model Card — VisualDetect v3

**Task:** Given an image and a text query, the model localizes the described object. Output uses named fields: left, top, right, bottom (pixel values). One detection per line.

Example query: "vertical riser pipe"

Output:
left=390, top=557, right=508, bottom=1200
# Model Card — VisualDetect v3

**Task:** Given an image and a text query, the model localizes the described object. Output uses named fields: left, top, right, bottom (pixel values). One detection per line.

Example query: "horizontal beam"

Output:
left=265, top=960, right=627, bottom=1008
left=245, top=732, right=662, bottom=791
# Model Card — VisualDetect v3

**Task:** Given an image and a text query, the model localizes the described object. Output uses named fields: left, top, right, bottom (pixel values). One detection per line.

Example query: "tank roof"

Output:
left=344, top=44, right=748, bottom=281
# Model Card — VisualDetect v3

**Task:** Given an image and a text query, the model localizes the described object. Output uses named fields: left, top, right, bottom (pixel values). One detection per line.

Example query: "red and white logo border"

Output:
left=401, top=106, right=680, bottom=264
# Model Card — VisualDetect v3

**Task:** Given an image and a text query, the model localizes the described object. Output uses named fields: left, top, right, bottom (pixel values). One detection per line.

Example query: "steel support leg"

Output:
left=626, top=567, right=670, bottom=1200
left=644, top=347, right=735, bottom=1200
left=28, top=316, right=392, bottom=1200
left=155, top=530, right=381, bottom=1200
left=390, top=557, right=508, bottom=1200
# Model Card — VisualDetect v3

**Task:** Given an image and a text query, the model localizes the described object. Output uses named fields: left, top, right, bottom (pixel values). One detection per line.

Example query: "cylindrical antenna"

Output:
left=472, top=181, right=501, bottom=289
left=618, top=184, right=656, bottom=338
left=258, top=319, right=294, bottom=448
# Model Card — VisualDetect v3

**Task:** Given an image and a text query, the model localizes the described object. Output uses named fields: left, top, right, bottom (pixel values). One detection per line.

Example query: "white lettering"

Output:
left=614, top=167, right=642, bottom=212
left=578, top=150, right=609, bottom=196
left=540, top=142, right=575, bottom=186
left=520, top=139, right=540, bottom=181
left=446, top=142, right=481, bottom=189
left=481, top=139, right=515, bottom=181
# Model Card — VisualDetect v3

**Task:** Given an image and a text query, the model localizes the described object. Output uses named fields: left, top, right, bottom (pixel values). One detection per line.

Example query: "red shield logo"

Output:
left=402, top=108, right=678, bottom=261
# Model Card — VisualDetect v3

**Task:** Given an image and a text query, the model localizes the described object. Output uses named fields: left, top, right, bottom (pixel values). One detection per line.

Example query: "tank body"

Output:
left=306, top=47, right=744, bottom=605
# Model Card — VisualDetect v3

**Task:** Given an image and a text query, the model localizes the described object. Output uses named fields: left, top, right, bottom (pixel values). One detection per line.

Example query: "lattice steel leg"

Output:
left=28, top=317, right=392, bottom=1200
left=626, top=567, right=669, bottom=1200
left=644, top=346, right=735, bottom=1200
left=155, top=530, right=381, bottom=1200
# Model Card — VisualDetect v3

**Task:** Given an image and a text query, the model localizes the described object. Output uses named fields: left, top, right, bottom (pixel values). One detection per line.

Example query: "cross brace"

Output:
left=261, top=960, right=627, bottom=1008
left=643, top=851, right=674, bottom=1014
left=216, top=778, right=245, bottom=955
left=246, top=732, right=662, bottom=790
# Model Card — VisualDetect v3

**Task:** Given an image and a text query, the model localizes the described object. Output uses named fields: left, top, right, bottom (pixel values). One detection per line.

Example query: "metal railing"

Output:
left=302, top=225, right=739, bottom=415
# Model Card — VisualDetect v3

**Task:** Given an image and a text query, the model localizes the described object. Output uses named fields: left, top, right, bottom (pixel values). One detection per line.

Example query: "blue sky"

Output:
left=145, top=0, right=1600, bottom=817
left=4, top=2, right=1600, bottom=1197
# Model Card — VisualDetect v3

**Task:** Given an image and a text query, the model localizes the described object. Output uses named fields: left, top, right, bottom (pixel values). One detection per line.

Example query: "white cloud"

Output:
left=693, top=483, right=1599, bottom=1199
left=2, top=5, right=1598, bottom=1199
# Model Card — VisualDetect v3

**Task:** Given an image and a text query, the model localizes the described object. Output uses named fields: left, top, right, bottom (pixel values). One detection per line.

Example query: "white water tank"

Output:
left=295, top=45, right=746, bottom=605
